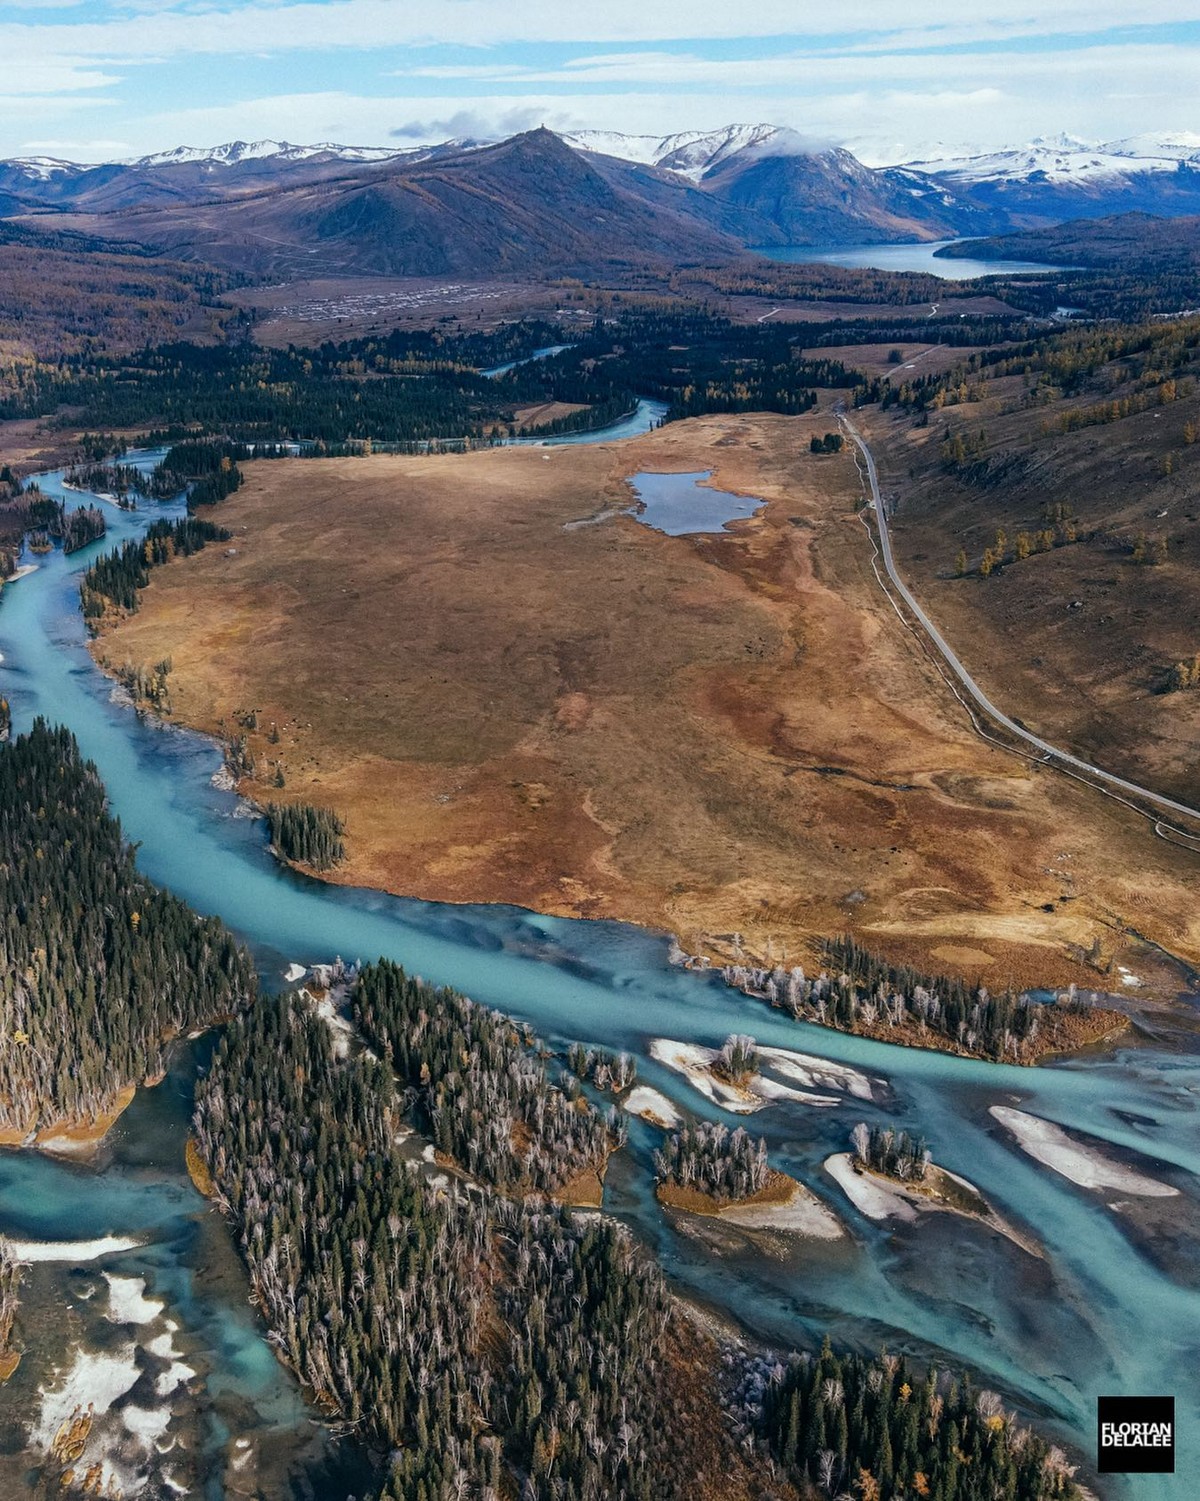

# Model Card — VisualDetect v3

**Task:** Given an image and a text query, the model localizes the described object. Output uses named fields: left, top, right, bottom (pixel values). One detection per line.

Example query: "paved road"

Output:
left=840, top=414, right=1200, bottom=829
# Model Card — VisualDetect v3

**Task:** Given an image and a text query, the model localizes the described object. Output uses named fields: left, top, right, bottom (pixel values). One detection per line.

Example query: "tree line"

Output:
left=80, top=515, right=228, bottom=619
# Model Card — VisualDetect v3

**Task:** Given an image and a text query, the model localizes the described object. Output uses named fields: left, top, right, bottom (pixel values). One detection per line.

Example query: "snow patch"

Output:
left=8, top=1234, right=143, bottom=1262
left=105, top=1274, right=164, bottom=1326
left=622, top=1086, right=682, bottom=1129
left=31, top=1344, right=141, bottom=1449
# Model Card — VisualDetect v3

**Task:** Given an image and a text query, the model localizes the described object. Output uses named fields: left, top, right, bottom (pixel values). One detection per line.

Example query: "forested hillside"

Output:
left=0, top=221, right=236, bottom=357
left=0, top=721, right=255, bottom=1138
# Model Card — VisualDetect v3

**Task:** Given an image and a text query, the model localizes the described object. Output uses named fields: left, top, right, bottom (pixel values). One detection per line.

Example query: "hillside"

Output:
left=0, top=221, right=235, bottom=356
left=869, top=317, right=1200, bottom=812
left=693, top=148, right=998, bottom=245
left=936, top=212, right=1200, bottom=271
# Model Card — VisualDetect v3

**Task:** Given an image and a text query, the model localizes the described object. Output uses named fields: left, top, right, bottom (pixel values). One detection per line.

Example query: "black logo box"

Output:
left=1098, top=1396, right=1175, bottom=1475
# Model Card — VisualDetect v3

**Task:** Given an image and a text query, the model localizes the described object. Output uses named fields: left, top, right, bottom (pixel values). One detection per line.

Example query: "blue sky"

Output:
left=1, top=0, right=1198, bottom=163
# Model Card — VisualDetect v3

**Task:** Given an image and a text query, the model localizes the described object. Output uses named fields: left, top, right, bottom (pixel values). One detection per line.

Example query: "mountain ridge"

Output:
left=6, top=123, right=1200, bottom=273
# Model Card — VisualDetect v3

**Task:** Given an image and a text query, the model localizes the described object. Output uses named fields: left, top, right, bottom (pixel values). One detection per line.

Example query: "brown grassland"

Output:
left=93, top=410, right=1200, bottom=993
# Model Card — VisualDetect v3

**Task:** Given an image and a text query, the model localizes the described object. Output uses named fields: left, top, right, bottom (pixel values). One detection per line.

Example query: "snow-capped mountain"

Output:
left=6, top=156, right=77, bottom=179
left=908, top=134, right=1199, bottom=187
left=1103, top=131, right=1200, bottom=163
left=904, top=131, right=1200, bottom=225
left=3, top=124, right=1200, bottom=256
left=0, top=137, right=488, bottom=216
left=565, top=124, right=787, bottom=181
left=131, top=139, right=417, bottom=169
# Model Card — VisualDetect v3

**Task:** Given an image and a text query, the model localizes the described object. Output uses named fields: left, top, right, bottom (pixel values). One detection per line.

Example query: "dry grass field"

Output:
left=94, top=410, right=1200, bottom=990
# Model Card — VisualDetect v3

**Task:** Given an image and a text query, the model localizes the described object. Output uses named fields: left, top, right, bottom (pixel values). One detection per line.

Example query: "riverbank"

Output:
left=0, top=1086, right=137, bottom=1159
left=5, top=440, right=1200, bottom=1494
left=721, top=964, right=1132, bottom=1066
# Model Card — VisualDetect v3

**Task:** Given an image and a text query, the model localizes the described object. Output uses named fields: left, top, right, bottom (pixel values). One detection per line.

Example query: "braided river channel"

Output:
left=0, top=446, right=1197, bottom=1498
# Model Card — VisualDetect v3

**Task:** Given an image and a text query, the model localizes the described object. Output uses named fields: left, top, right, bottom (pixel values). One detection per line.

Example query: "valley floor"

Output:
left=92, top=411, right=1200, bottom=991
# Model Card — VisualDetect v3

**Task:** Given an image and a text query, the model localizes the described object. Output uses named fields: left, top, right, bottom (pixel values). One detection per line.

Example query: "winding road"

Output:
left=839, top=413, right=1200, bottom=830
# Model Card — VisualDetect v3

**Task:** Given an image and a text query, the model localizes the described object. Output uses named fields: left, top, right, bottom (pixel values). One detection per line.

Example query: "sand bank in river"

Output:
left=658, top=1171, right=843, bottom=1239
left=651, top=1044, right=859, bottom=1116
left=825, top=1153, right=1041, bottom=1257
left=989, top=1106, right=1178, bottom=1196
left=622, top=1086, right=682, bottom=1128
left=7, top=1235, right=144, bottom=1263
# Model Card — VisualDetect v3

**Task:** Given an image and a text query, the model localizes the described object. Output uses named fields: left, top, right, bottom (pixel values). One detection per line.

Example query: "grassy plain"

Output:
left=94, top=410, right=1200, bottom=990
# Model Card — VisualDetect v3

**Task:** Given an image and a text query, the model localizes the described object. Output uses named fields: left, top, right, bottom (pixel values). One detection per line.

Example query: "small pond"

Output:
left=628, top=469, right=764, bottom=535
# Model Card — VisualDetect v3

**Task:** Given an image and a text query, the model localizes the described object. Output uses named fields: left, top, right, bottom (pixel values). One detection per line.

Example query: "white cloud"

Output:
left=388, top=41, right=1200, bottom=93
left=2, top=0, right=1199, bottom=67
left=2, top=2, right=1198, bottom=161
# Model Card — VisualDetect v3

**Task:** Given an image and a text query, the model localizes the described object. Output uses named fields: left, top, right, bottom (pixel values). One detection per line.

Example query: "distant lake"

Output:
left=756, top=239, right=1068, bottom=280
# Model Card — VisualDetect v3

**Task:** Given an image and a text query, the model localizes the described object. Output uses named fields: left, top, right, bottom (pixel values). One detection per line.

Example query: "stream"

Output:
left=0, top=447, right=1197, bottom=1498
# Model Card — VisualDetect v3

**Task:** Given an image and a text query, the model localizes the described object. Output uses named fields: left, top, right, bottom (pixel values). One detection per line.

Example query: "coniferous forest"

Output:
left=0, top=721, right=255, bottom=1136
left=193, top=992, right=715, bottom=1501
left=721, top=935, right=1125, bottom=1064
left=654, top=1119, right=771, bottom=1204
left=265, top=802, right=346, bottom=870
left=0, top=310, right=852, bottom=448
left=761, top=1341, right=1080, bottom=1501
left=352, top=959, right=616, bottom=1195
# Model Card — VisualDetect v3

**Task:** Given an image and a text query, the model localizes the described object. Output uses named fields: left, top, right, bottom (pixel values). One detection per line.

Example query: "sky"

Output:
left=1, top=0, right=1198, bottom=165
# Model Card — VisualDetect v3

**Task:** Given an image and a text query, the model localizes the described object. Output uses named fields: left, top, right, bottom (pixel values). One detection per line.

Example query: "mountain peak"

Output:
left=565, top=123, right=789, bottom=180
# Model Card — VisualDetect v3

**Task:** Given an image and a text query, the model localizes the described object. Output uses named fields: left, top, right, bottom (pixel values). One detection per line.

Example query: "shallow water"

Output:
left=628, top=469, right=763, bottom=535
left=506, top=395, right=669, bottom=446
left=1, top=451, right=1197, bottom=1497
left=757, top=239, right=1069, bottom=280
left=479, top=342, right=574, bottom=377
